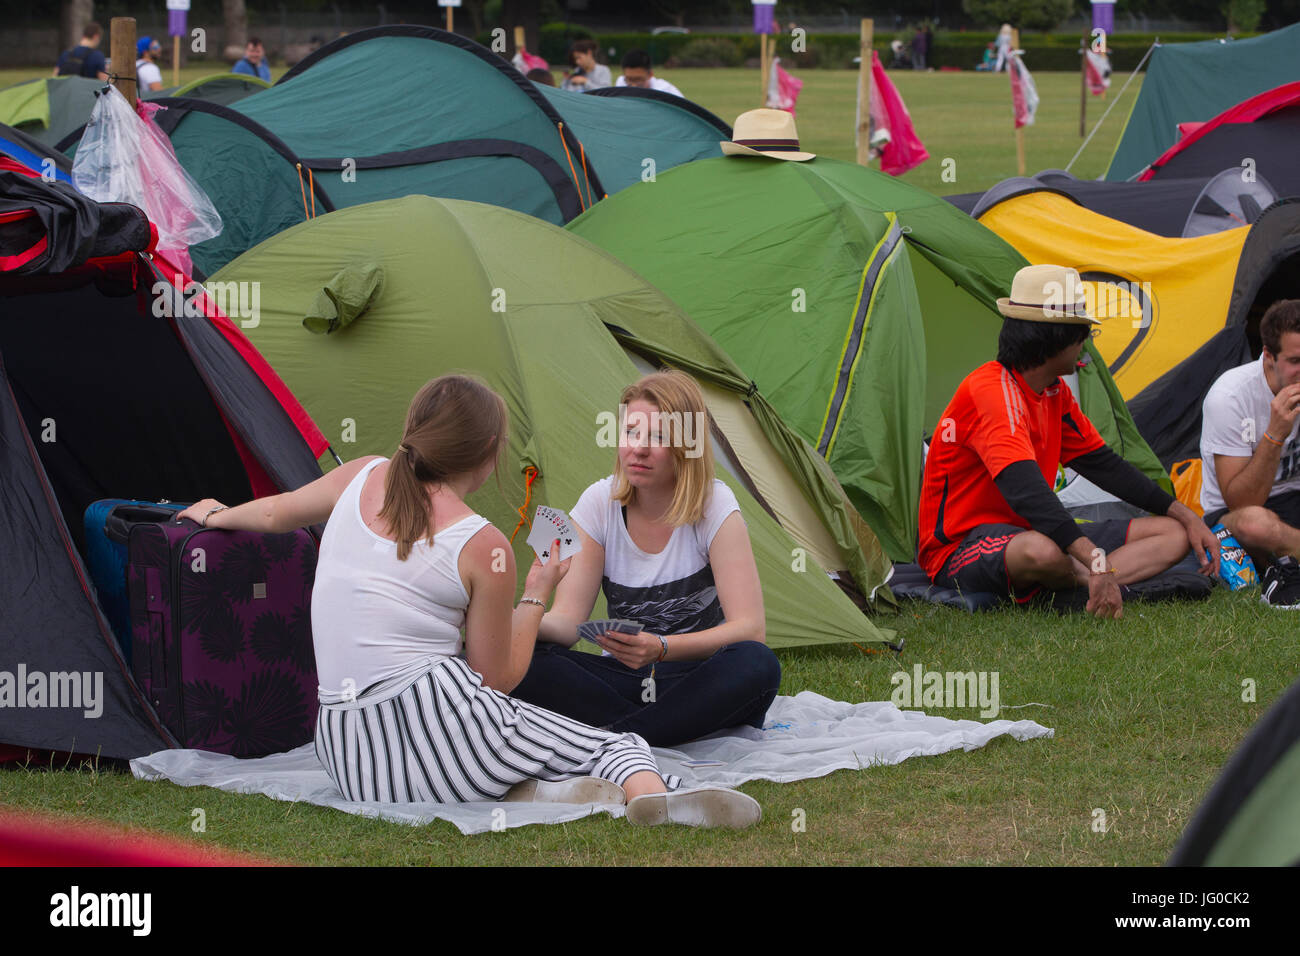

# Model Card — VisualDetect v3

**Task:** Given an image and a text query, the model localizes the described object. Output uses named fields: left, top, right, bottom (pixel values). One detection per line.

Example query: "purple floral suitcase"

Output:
left=126, top=519, right=319, bottom=757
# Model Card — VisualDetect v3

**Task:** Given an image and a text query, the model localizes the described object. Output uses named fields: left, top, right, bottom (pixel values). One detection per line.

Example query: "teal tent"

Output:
left=535, top=85, right=729, bottom=194
left=210, top=195, right=896, bottom=646
left=1106, top=23, right=1300, bottom=182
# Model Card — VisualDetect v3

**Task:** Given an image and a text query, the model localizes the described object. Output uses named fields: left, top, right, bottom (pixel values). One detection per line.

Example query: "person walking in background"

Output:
left=232, top=37, right=272, bottom=82
left=911, top=26, right=926, bottom=70
left=54, top=22, right=108, bottom=81
left=136, top=36, right=164, bottom=92
left=562, top=39, right=611, bottom=92
left=994, top=23, right=1013, bottom=72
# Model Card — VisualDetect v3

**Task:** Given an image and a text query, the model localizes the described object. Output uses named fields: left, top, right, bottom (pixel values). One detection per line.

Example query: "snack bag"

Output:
left=1212, top=523, right=1257, bottom=590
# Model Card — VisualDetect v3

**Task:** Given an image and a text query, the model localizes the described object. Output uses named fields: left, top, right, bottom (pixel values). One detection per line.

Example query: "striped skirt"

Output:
left=315, top=655, right=673, bottom=803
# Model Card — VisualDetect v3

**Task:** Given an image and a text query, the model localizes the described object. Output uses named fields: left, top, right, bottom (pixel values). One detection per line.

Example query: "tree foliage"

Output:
left=962, top=0, right=1075, bottom=31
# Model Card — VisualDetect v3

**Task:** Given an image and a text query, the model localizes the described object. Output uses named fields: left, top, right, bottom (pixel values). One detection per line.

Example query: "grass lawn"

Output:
left=3, top=63, right=1282, bottom=868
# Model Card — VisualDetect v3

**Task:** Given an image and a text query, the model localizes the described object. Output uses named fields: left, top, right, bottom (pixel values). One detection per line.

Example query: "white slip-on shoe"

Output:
left=502, top=777, right=626, bottom=805
left=625, top=787, right=762, bottom=829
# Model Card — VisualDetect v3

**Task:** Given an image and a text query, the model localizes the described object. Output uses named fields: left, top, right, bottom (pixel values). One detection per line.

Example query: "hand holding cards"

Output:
left=577, top=618, right=642, bottom=646
left=525, top=505, right=582, bottom=562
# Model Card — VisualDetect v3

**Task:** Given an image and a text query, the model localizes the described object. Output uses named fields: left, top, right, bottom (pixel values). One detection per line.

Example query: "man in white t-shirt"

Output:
left=615, top=49, right=684, bottom=98
left=1201, top=299, right=1300, bottom=606
left=136, top=36, right=164, bottom=93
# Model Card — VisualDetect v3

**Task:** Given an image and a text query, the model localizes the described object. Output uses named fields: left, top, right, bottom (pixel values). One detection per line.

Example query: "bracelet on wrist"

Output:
left=1089, top=566, right=1118, bottom=576
left=656, top=634, right=669, bottom=662
left=517, top=597, right=546, bottom=611
left=201, top=504, right=228, bottom=527
left=1263, top=430, right=1284, bottom=447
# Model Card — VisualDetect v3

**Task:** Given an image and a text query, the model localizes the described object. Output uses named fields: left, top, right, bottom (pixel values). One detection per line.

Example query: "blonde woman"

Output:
left=180, top=374, right=760, bottom=828
left=514, top=371, right=781, bottom=746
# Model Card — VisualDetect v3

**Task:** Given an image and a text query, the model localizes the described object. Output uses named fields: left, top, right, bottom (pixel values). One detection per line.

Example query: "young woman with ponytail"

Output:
left=179, top=374, right=761, bottom=828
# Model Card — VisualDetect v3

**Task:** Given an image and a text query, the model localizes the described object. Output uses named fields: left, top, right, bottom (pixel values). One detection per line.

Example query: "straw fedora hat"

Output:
left=996, top=264, right=1100, bottom=325
left=720, top=108, right=816, bottom=161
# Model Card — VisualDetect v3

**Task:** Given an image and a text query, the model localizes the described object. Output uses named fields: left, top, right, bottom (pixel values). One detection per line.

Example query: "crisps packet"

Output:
left=1212, top=523, right=1258, bottom=590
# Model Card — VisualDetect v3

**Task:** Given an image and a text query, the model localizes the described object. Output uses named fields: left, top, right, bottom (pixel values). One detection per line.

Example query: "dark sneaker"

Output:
left=1260, top=556, right=1300, bottom=609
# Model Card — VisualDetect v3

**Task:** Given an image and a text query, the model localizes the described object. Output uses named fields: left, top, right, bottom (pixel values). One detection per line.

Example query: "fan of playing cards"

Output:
left=525, top=505, right=582, bottom=562
left=577, top=618, right=643, bottom=646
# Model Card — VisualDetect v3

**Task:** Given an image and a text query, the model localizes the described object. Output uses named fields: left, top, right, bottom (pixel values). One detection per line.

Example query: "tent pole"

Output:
left=856, top=18, right=873, bottom=166
left=1064, top=41, right=1156, bottom=175
left=110, top=17, right=137, bottom=108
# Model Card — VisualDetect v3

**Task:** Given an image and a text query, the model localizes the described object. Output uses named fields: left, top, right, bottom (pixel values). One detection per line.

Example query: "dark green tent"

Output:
left=570, top=156, right=1166, bottom=561
left=210, top=195, right=896, bottom=647
left=1170, top=675, right=1300, bottom=866
left=1106, top=23, right=1300, bottom=182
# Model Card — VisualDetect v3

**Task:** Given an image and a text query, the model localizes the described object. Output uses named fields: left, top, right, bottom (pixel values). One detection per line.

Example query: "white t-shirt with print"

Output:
left=569, top=476, right=740, bottom=635
left=1200, top=357, right=1300, bottom=512
left=136, top=59, right=162, bottom=91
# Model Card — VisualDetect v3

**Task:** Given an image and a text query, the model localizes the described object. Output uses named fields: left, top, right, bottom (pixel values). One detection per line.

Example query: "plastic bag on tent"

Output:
left=71, top=86, right=221, bottom=258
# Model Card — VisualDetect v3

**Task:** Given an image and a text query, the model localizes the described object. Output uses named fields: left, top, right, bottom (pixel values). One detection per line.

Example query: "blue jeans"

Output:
left=511, top=641, right=782, bottom=747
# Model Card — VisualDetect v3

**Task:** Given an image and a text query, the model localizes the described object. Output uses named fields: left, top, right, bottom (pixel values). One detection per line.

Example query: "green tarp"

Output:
left=570, top=156, right=1167, bottom=561
left=1106, top=23, right=1300, bottom=182
left=210, top=195, right=895, bottom=648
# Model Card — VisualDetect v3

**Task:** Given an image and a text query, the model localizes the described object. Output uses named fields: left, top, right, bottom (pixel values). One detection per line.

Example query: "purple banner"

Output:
left=753, top=4, right=775, bottom=34
left=1092, top=2, right=1115, bottom=35
left=169, top=10, right=187, bottom=37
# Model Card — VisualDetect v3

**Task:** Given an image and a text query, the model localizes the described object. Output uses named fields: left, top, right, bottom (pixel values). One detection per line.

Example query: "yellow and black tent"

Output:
left=950, top=178, right=1300, bottom=463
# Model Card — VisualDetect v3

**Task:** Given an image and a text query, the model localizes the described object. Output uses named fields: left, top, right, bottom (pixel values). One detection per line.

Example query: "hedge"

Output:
left=478, top=29, right=1257, bottom=74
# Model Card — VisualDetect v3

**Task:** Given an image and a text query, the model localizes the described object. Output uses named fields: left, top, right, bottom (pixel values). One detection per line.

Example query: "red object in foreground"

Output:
left=0, top=810, right=274, bottom=866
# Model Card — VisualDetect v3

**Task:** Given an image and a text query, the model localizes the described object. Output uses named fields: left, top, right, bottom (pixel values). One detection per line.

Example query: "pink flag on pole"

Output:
left=869, top=50, right=929, bottom=176
left=765, top=57, right=803, bottom=114
left=1008, top=52, right=1038, bottom=129
left=1084, top=49, right=1111, bottom=95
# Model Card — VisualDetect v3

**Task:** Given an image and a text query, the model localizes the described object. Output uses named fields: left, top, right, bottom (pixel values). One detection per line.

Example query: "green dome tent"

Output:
left=535, top=85, right=730, bottom=195
left=569, top=156, right=1166, bottom=561
left=209, top=195, right=896, bottom=649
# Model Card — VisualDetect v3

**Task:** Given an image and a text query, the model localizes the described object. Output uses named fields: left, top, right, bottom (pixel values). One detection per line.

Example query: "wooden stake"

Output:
left=514, top=25, right=526, bottom=56
left=173, top=34, right=180, bottom=88
left=1011, top=28, right=1024, bottom=176
left=110, top=17, right=137, bottom=108
left=760, top=33, right=770, bottom=107
left=856, top=19, right=874, bottom=166
left=1079, top=33, right=1087, bottom=137
left=446, top=7, right=453, bottom=32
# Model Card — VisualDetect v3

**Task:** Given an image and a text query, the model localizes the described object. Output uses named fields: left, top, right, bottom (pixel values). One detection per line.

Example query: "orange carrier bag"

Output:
left=1170, top=459, right=1204, bottom=516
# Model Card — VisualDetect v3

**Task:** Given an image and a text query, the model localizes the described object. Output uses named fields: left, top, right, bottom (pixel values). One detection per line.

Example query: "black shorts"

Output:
left=1203, top=490, right=1300, bottom=530
left=934, top=519, right=1133, bottom=601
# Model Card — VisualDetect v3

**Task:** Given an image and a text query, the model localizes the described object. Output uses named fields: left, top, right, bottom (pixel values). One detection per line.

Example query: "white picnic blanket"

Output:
left=131, top=691, right=1052, bottom=835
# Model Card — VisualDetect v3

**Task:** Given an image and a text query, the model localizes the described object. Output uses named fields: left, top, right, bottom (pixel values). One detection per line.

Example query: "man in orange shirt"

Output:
left=918, top=265, right=1219, bottom=618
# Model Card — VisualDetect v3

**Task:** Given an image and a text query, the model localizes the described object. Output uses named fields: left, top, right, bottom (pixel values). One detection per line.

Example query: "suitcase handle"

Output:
left=105, top=503, right=193, bottom=545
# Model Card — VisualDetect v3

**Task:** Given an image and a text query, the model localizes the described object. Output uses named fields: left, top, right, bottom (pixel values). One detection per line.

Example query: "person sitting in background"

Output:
left=178, top=374, right=760, bottom=828
left=527, top=67, right=555, bottom=86
left=511, top=370, right=780, bottom=747
left=232, top=37, right=271, bottom=82
left=1200, top=299, right=1300, bottom=607
left=135, top=36, right=163, bottom=92
left=615, top=49, right=683, bottom=98
left=54, top=22, right=108, bottom=81
left=976, top=42, right=996, bottom=71
left=917, top=265, right=1219, bottom=618
left=562, top=39, right=612, bottom=92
